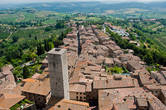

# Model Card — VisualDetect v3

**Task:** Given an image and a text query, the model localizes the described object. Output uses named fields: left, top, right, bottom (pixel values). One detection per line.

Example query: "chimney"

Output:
left=48, top=48, right=70, bottom=100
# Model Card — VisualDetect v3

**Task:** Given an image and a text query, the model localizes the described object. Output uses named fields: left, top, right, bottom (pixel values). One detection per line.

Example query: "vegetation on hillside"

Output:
left=0, top=10, right=72, bottom=79
left=106, top=27, right=166, bottom=66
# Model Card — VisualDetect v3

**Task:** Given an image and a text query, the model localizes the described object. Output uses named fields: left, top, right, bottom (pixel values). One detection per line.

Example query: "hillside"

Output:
left=1, top=2, right=166, bottom=18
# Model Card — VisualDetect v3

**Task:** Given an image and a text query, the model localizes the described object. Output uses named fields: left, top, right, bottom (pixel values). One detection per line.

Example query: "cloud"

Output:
left=0, top=0, right=166, bottom=4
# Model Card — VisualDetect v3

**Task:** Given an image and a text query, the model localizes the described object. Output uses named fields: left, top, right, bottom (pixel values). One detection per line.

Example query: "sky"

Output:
left=0, top=0, right=166, bottom=4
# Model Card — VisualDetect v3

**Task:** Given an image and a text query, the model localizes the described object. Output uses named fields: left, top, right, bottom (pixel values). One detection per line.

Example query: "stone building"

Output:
left=48, top=48, right=70, bottom=99
left=21, top=78, right=51, bottom=108
left=70, top=83, right=87, bottom=102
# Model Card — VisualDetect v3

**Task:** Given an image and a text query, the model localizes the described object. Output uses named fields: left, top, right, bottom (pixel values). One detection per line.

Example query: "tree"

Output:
left=56, top=21, right=65, bottom=29
left=0, top=59, right=4, bottom=71
left=37, top=43, right=45, bottom=56
left=4, top=45, right=23, bottom=61
left=35, top=36, right=38, bottom=40
left=143, top=52, right=154, bottom=64
left=44, top=40, right=49, bottom=51
left=110, top=66, right=123, bottom=74
left=29, top=34, right=32, bottom=38
left=12, top=36, right=19, bottom=42
left=53, top=39, right=63, bottom=48
left=23, top=66, right=30, bottom=79
left=106, top=66, right=123, bottom=74
left=48, top=42, right=53, bottom=51
left=58, top=32, right=65, bottom=40
left=45, top=26, right=52, bottom=32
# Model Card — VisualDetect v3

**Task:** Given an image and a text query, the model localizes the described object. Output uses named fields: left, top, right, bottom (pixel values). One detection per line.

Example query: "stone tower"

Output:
left=48, top=48, right=69, bottom=99
left=77, top=31, right=81, bottom=56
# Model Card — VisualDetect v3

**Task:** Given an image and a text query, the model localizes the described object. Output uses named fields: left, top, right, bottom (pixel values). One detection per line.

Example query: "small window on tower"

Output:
left=57, top=105, right=61, bottom=108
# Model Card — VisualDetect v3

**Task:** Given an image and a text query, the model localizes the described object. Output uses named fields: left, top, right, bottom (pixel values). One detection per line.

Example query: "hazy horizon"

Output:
left=1, top=0, right=166, bottom=5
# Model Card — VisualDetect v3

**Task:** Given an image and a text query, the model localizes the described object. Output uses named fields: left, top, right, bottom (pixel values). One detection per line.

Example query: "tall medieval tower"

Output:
left=48, top=48, right=69, bottom=99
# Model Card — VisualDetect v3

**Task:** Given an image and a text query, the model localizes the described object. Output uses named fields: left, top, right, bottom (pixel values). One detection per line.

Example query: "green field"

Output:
left=0, top=9, right=65, bottom=25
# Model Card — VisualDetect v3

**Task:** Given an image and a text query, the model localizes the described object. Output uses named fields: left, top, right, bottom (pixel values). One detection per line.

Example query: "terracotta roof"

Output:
left=1, top=65, right=13, bottom=72
left=118, top=54, right=133, bottom=62
left=144, top=85, right=161, bottom=91
left=67, top=52, right=77, bottom=67
left=136, top=98, right=148, bottom=107
left=93, top=78, right=135, bottom=89
left=66, top=33, right=77, bottom=38
left=32, top=73, right=41, bottom=79
left=0, top=86, right=22, bottom=95
left=151, top=71, right=166, bottom=85
left=161, top=89, right=166, bottom=98
left=104, top=57, right=114, bottom=65
left=21, top=78, right=50, bottom=96
left=85, top=66, right=102, bottom=72
left=0, top=93, right=25, bottom=109
left=63, top=46, right=69, bottom=49
left=124, top=96, right=136, bottom=109
left=160, top=67, right=166, bottom=71
left=70, top=83, right=86, bottom=92
left=161, top=71, right=166, bottom=79
left=113, top=103, right=130, bottom=110
left=42, top=58, right=48, bottom=64
left=22, top=78, right=36, bottom=83
left=62, top=99, right=89, bottom=106
left=49, top=99, right=89, bottom=110
left=107, top=45, right=121, bottom=51
left=98, top=88, right=148, bottom=110
left=148, top=95, right=166, bottom=110
left=70, top=77, right=92, bottom=93
left=127, top=61, right=143, bottom=70
left=139, top=73, right=157, bottom=86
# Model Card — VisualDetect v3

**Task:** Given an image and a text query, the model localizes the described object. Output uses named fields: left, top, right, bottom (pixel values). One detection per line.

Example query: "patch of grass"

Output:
left=43, top=18, right=57, bottom=25
left=106, top=66, right=124, bottom=75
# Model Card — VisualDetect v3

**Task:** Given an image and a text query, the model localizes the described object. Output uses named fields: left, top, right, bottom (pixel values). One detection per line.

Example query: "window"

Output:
left=76, top=96, right=78, bottom=100
left=57, top=105, right=61, bottom=108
